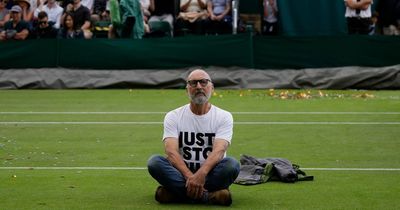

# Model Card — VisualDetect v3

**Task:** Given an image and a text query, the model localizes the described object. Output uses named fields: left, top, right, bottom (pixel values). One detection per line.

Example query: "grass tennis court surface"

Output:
left=1, top=89, right=399, bottom=209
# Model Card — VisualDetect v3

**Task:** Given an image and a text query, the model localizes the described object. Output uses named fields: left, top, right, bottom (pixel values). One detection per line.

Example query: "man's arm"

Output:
left=0, top=14, right=9, bottom=27
left=14, top=29, right=29, bottom=40
left=81, top=20, right=91, bottom=30
left=55, top=8, right=64, bottom=29
left=164, top=137, right=194, bottom=179
left=180, top=0, right=191, bottom=11
left=149, top=0, right=155, bottom=12
left=207, top=1, right=216, bottom=20
left=0, top=31, right=6, bottom=41
left=345, top=0, right=372, bottom=10
left=186, top=139, right=229, bottom=199
left=216, top=0, right=231, bottom=20
left=197, top=0, right=207, bottom=9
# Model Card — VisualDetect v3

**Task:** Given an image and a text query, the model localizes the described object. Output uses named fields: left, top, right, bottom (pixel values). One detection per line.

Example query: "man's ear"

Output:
left=186, top=85, right=190, bottom=94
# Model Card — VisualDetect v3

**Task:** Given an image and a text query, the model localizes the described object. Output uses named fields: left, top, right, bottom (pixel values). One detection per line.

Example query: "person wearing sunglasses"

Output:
left=148, top=69, right=240, bottom=206
left=34, top=0, right=63, bottom=29
left=31, top=11, right=57, bottom=38
left=14, top=0, right=33, bottom=25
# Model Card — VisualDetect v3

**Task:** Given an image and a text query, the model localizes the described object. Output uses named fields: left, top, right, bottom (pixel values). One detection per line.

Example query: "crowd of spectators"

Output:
left=0, top=0, right=399, bottom=41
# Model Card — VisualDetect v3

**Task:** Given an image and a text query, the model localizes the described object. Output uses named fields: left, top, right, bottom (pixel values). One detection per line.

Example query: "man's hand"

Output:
left=66, top=4, right=73, bottom=12
left=0, top=31, right=6, bottom=41
left=185, top=171, right=207, bottom=199
left=269, top=0, right=275, bottom=7
left=215, top=14, right=224, bottom=21
left=185, top=140, right=229, bottom=199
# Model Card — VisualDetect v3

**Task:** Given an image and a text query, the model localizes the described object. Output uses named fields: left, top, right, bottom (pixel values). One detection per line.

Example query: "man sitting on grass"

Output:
left=147, top=69, right=240, bottom=206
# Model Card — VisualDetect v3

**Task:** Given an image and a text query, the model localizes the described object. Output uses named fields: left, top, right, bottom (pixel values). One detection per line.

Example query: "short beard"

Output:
left=189, top=91, right=211, bottom=105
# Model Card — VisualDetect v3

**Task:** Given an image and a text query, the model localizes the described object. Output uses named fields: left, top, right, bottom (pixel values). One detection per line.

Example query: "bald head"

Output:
left=187, top=69, right=211, bottom=82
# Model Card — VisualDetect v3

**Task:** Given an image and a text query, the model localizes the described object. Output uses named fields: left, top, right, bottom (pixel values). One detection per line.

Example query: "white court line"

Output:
left=0, top=122, right=399, bottom=125
left=0, top=122, right=162, bottom=125
left=233, top=112, right=400, bottom=115
left=1, top=167, right=400, bottom=171
left=0, top=112, right=400, bottom=115
left=303, top=168, right=400, bottom=171
left=0, top=167, right=146, bottom=170
left=235, top=122, right=400, bottom=125
left=0, top=112, right=166, bottom=115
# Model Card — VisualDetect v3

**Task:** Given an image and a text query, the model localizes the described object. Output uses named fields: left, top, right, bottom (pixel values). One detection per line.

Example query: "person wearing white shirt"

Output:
left=147, top=69, right=240, bottom=206
left=263, top=0, right=278, bottom=35
left=344, top=0, right=373, bottom=34
left=34, top=0, right=63, bottom=28
left=176, top=0, right=208, bottom=35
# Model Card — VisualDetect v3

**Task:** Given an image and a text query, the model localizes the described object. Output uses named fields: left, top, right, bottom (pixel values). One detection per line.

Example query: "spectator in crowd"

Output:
left=108, top=0, right=144, bottom=39
left=15, top=0, right=34, bottom=27
left=34, top=0, right=63, bottom=29
left=206, top=0, right=232, bottom=34
left=140, top=0, right=154, bottom=22
left=147, top=69, right=240, bottom=206
left=29, top=0, right=39, bottom=13
left=64, top=0, right=92, bottom=38
left=31, top=11, right=58, bottom=38
left=0, top=5, right=29, bottom=40
left=176, top=0, right=208, bottom=36
left=344, top=0, right=373, bottom=34
left=58, top=11, right=84, bottom=38
left=376, top=0, right=400, bottom=35
left=91, top=0, right=109, bottom=22
left=140, top=0, right=154, bottom=33
left=262, top=0, right=278, bottom=35
left=0, top=0, right=10, bottom=31
left=148, top=0, right=174, bottom=37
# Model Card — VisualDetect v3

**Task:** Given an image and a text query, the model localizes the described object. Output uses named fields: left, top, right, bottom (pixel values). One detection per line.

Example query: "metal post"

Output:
left=232, top=0, right=239, bottom=34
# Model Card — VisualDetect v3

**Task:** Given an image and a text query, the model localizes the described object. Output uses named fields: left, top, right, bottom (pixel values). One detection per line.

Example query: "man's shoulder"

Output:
left=212, top=105, right=232, bottom=116
left=76, top=5, right=90, bottom=13
left=16, top=21, right=29, bottom=30
left=4, top=21, right=13, bottom=29
left=166, top=104, right=189, bottom=115
left=48, top=4, right=64, bottom=12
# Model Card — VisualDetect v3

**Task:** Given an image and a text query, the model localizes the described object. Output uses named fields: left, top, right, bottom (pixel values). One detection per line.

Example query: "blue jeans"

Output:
left=147, top=155, right=240, bottom=201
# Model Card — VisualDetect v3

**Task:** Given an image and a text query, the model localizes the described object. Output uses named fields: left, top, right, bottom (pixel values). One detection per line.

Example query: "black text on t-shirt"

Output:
left=179, top=131, right=215, bottom=171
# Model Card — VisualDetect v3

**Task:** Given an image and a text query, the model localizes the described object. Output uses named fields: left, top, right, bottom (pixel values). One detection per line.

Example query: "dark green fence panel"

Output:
left=254, top=35, right=400, bottom=69
left=57, top=34, right=253, bottom=69
left=278, top=0, right=347, bottom=36
left=0, top=35, right=399, bottom=70
left=0, top=39, right=58, bottom=69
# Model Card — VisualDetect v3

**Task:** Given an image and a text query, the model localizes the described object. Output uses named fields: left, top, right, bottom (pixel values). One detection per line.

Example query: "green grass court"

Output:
left=1, top=89, right=399, bottom=209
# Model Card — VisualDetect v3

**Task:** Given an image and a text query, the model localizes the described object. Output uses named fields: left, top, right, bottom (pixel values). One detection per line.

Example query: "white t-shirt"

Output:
left=82, top=0, right=94, bottom=11
left=180, top=0, right=207, bottom=12
left=345, top=0, right=373, bottom=18
left=263, top=0, right=278, bottom=23
left=163, top=104, right=233, bottom=171
left=34, top=4, right=64, bottom=29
